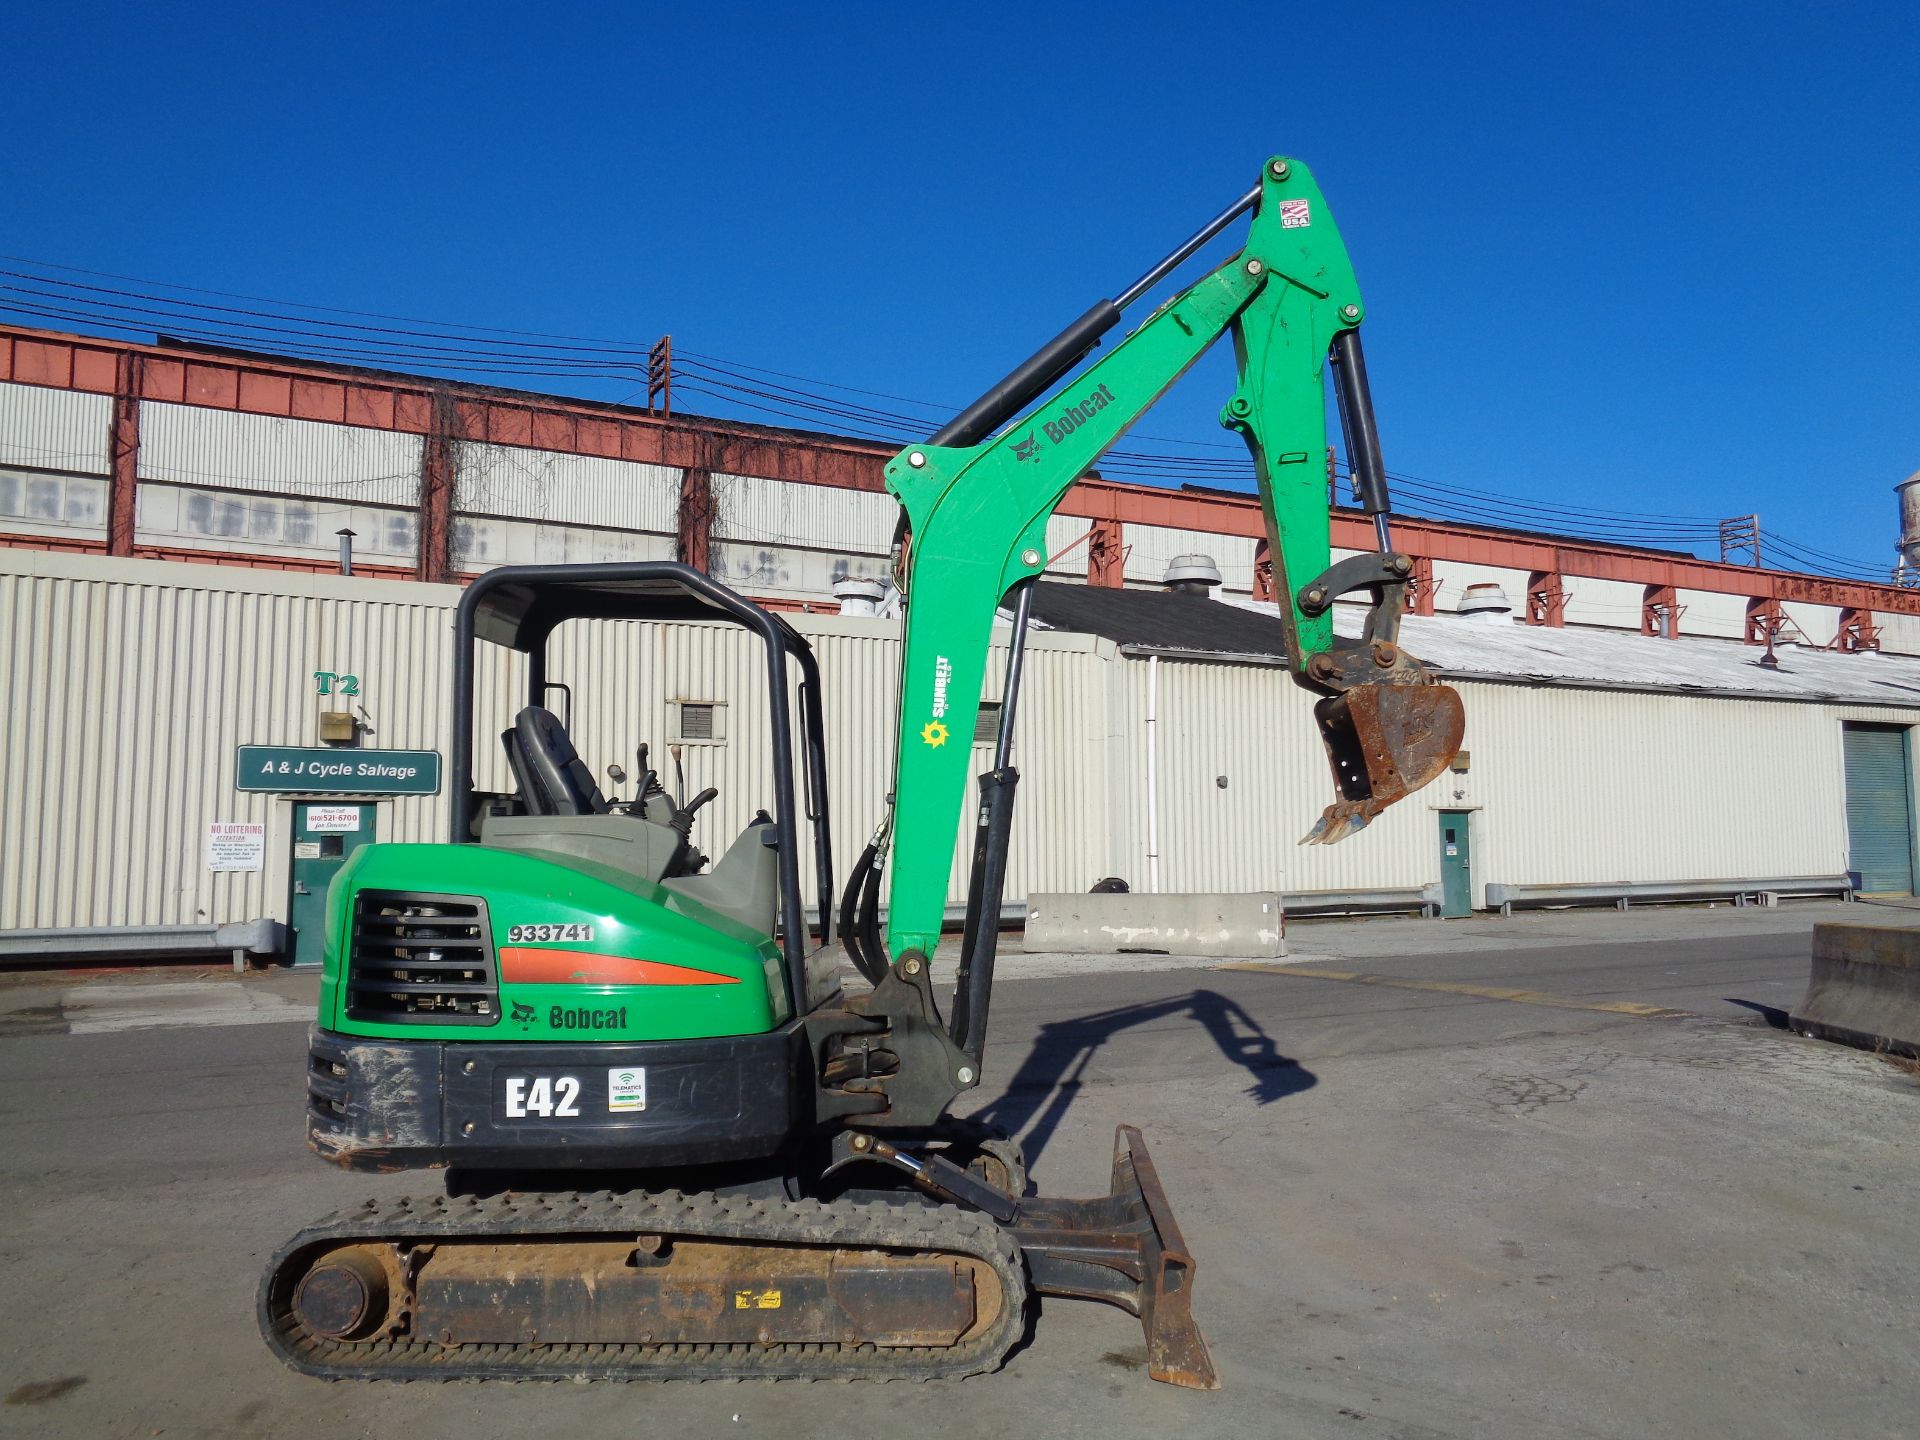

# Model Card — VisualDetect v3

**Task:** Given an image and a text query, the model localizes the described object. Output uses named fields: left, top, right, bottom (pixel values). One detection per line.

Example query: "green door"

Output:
left=289, top=803, right=376, bottom=968
left=1438, top=811, right=1472, bottom=917
left=1841, top=724, right=1915, bottom=895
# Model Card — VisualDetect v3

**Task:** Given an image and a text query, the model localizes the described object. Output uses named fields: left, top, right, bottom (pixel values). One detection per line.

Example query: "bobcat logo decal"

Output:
left=510, top=1001, right=537, bottom=1027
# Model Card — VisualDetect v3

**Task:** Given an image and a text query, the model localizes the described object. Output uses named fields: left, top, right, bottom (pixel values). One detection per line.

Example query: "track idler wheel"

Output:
left=290, top=1245, right=400, bottom=1341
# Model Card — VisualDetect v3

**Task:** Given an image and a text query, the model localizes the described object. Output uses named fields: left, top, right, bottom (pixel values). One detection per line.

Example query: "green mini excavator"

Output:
left=259, top=155, right=1464, bottom=1388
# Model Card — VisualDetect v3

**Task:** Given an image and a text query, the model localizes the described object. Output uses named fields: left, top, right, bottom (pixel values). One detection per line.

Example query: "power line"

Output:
left=0, top=252, right=1886, bottom=582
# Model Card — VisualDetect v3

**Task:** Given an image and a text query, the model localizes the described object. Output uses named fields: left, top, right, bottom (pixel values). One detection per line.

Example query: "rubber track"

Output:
left=258, top=1189, right=1029, bottom=1382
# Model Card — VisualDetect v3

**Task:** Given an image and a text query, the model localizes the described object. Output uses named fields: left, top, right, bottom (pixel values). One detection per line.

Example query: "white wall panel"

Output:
left=1873, top=611, right=1920, bottom=656
left=1677, top=587, right=1750, bottom=640
left=0, top=382, right=111, bottom=475
left=1562, top=575, right=1646, bottom=629
left=1123, top=523, right=1259, bottom=592
left=710, top=474, right=896, bottom=556
left=1044, top=514, right=1095, bottom=578
left=1430, top=561, right=1532, bottom=615
left=709, top=540, right=891, bottom=608
left=1117, top=657, right=1432, bottom=897
left=1780, top=600, right=1841, bottom=648
left=452, top=515, right=674, bottom=571
left=455, top=442, right=677, bottom=533
left=136, top=482, right=418, bottom=560
left=142, top=403, right=421, bottom=507
left=0, top=470, right=107, bottom=538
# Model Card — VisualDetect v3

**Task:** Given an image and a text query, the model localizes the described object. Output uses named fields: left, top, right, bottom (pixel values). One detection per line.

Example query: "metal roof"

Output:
left=1030, top=580, right=1920, bottom=706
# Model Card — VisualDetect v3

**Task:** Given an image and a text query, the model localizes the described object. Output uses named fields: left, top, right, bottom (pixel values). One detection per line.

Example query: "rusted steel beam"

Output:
left=1833, top=607, right=1881, bottom=652
left=107, top=353, right=141, bottom=557
left=1086, top=517, right=1125, bottom=589
left=1409, top=553, right=1436, bottom=617
left=1745, top=595, right=1783, bottom=646
left=1526, top=569, right=1566, bottom=627
left=416, top=393, right=456, bottom=584
left=677, top=466, right=713, bottom=572
left=1643, top=583, right=1681, bottom=638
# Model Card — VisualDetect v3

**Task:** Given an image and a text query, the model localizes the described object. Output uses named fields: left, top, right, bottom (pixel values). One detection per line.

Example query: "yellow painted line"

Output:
left=1212, top=963, right=1688, bottom=1018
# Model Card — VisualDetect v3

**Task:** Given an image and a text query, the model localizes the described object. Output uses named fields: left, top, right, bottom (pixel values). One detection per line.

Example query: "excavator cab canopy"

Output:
left=447, top=562, right=835, bottom=1000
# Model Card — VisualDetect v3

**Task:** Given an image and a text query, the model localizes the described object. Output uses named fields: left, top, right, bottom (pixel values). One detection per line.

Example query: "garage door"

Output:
left=1842, top=723, right=1914, bottom=894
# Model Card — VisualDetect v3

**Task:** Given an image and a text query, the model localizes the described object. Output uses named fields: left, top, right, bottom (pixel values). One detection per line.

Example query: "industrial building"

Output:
left=2, top=321, right=1916, bottom=962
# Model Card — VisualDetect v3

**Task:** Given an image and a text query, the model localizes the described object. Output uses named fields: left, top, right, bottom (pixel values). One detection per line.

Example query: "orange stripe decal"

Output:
left=497, top=948, right=741, bottom=987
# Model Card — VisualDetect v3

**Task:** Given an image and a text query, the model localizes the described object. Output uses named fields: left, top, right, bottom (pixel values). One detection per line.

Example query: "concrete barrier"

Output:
left=1022, top=892, right=1284, bottom=959
left=1790, top=921, right=1920, bottom=1059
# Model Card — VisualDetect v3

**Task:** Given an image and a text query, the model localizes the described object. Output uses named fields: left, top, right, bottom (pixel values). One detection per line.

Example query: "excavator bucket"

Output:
left=1303, top=675, right=1466, bottom=845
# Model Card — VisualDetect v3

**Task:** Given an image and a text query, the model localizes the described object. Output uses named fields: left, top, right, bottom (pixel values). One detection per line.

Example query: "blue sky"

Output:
left=3, top=2, right=1914, bottom=574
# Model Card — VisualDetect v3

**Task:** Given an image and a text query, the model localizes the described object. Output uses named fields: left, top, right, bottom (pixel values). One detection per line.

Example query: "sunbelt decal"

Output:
left=922, top=655, right=953, bottom=747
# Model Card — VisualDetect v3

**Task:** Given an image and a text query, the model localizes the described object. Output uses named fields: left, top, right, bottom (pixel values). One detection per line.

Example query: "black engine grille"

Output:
left=346, top=891, right=499, bottom=1025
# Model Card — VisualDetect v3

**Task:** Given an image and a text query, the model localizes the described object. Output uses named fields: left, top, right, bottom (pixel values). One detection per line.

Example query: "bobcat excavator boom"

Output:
left=260, top=155, right=1462, bottom=1393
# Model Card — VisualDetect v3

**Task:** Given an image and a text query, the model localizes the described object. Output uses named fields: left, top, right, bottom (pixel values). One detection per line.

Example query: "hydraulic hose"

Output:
left=838, top=844, right=887, bottom=986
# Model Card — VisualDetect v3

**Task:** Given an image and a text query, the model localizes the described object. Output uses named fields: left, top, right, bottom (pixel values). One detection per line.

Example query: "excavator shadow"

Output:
left=971, top=988, right=1317, bottom=1172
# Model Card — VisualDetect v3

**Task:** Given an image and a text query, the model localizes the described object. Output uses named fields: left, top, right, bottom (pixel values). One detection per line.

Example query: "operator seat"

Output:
left=505, top=706, right=607, bottom=817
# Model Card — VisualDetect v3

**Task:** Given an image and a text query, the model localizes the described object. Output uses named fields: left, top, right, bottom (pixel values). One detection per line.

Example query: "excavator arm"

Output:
left=851, top=157, right=1464, bottom=975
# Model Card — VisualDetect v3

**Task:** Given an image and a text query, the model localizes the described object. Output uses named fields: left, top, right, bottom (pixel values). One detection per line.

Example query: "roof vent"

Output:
left=1456, top=582, right=1513, bottom=623
left=1163, top=553, right=1222, bottom=597
left=833, top=575, right=888, bottom=618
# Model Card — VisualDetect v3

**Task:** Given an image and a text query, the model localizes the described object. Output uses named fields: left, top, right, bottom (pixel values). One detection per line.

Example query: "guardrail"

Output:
left=1485, top=876, right=1853, bottom=917
left=0, top=919, right=286, bottom=971
left=1283, top=885, right=1443, bottom=919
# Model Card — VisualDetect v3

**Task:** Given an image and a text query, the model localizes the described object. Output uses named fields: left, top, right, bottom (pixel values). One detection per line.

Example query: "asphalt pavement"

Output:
left=1, top=900, right=1914, bottom=1439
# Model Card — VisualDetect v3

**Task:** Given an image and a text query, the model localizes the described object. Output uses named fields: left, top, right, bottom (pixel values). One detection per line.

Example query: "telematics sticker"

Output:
left=507, top=923, right=595, bottom=943
left=1279, top=198, right=1311, bottom=228
left=608, top=1066, right=647, bottom=1113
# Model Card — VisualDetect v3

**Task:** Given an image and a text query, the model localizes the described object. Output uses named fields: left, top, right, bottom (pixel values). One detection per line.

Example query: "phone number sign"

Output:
left=236, top=746, right=441, bottom=795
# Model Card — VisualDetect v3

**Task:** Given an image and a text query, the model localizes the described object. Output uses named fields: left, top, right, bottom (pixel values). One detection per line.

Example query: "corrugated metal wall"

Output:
left=0, top=382, right=111, bottom=475
left=4, top=547, right=1912, bottom=937
left=141, top=403, right=423, bottom=507
left=1114, top=658, right=1432, bottom=896
left=711, top=473, right=895, bottom=555
left=0, top=553, right=469, bottom=930
left=456, top=442, right=678, bottom=533
left=1124, top=523, right=1258, bottom=592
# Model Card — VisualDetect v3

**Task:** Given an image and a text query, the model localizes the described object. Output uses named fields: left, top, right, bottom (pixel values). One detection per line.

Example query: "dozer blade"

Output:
left=1011, top=1124, right=1220, bottom=1390
left=1304, top=676, right=1465, bottom=845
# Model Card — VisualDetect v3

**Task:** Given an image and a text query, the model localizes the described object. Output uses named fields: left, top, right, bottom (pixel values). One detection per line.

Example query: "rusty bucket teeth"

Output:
left=1306, top=677, right=1465, bottom=846
left=1302, top=801, right=1376, bottom=847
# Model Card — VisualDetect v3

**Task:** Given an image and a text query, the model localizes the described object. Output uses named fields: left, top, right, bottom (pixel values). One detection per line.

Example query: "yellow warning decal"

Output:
left=733, top=1288, right=783, bottom=1310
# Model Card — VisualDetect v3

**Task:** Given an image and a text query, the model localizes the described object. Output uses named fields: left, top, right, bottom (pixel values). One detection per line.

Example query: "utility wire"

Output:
left=0, top=254, right=1883, bottom=580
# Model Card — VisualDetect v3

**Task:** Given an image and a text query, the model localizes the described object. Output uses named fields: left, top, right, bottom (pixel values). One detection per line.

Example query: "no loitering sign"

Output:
left=206, top=821, right=266, bottom=872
